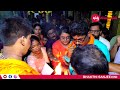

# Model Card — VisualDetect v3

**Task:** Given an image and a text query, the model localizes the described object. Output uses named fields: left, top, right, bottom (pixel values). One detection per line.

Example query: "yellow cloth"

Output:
left=0, top=58, right=40, bottom=75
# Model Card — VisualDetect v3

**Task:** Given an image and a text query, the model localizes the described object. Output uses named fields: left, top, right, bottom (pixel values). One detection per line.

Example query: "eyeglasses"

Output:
left=60, top=36, right=70, bottom=40
left=90, top=30, right=100, bottom=33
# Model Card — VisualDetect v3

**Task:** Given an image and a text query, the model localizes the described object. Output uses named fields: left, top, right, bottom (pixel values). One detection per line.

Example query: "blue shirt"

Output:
left=67, top=39, right=110, bottom=75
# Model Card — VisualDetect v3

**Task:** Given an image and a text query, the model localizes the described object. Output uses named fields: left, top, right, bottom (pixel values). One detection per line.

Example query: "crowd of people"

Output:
left=0, top=15, right=120, bottom=75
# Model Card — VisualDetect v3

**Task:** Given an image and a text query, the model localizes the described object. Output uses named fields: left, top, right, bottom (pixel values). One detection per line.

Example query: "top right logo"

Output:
left=91, top=11, right=118, bottom=30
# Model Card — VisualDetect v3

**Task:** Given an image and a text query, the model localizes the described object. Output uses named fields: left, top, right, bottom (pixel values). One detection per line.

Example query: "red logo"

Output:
left=91, top=14, right=100, bottom=22
left=3, top=75, right=7, bottom=78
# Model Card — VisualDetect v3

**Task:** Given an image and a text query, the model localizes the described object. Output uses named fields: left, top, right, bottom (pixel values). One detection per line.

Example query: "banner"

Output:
left=0, top=74, right=120, bottom=79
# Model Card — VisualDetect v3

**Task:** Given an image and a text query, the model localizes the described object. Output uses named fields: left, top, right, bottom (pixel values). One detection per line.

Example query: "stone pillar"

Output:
left=68, top=11, right=73, bottom=17
left=74, top=11, right=80, bottom=22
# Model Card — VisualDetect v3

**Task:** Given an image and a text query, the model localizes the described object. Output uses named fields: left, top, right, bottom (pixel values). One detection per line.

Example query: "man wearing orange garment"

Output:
left=66, top=22, right=110, bottom=75
left=68, top=22, right=120, bottom=75
left=0, top=17, right=40, bottom=75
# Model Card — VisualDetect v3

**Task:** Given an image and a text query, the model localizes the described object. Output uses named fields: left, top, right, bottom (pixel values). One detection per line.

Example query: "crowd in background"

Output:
left=0, top=14, right=120, bottom=75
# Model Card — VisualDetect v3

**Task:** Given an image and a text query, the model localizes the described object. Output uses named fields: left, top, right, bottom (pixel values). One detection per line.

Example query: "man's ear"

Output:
left=20, top=36, right=25, bottom=46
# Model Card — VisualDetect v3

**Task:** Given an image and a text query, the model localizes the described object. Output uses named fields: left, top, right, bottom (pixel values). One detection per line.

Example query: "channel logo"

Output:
left=1, top=74, right=20, bottom=79
left=91, top=14, right=100, bottom=22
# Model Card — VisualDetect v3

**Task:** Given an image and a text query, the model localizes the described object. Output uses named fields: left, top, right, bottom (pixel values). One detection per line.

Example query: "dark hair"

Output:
left=23, top=35, right=40, bottom=61
left=0, top=16, right=32, bottom=46
left=89, top=22, right=103, bottom=31
left=33, top=23, right=42, bottom=29
left=59, top=27, right=70, bottom=35
left=70, top=22, right=89, bottom=36
left=0, top=39, right=3, bottom=50
left=70, top=44, right=108, bottom=74
left=30, top=35, right=40, bottom=43
left=45, top=24, right=56, bottom=34
left=32, top=23, right=42, bottom=34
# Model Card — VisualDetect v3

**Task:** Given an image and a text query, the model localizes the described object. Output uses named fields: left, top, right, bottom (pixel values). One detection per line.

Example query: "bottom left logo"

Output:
left=1, top=74, right=20, bottom=79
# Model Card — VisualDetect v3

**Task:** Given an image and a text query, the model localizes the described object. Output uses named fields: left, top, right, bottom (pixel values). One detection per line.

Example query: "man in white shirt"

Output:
left=89, top=22, right=110, bottom=50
